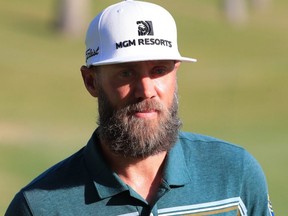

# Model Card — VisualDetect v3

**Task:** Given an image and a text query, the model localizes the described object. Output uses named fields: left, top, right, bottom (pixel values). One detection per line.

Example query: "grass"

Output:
left=1, top=0, right=287, bottom=214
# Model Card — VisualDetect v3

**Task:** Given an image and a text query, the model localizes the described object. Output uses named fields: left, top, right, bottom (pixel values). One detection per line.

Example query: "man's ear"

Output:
left=175, top=61, right=181, bottom=70
left=80, top=66, right=99, bottom=97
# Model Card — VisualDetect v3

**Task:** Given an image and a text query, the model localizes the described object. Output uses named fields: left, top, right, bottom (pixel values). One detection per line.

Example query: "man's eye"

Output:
left=120, top=70, right=133, bottom=78
left=153, top=67, right=167, bottom=76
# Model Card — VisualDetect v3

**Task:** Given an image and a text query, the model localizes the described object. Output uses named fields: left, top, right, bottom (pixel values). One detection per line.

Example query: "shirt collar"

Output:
left=84, top=130, right=129, bottom=199
left=162, top=136, right=192, bottom=186
left=84, top=130, right=192, bottom=200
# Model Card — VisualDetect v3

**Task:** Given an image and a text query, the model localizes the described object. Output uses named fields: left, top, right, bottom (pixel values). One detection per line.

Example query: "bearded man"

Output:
left=6, top=1, right=273, bottom=215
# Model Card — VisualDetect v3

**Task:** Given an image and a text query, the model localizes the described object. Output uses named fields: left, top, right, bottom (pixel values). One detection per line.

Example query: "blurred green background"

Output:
left=0, top=0, right=287, bottom=215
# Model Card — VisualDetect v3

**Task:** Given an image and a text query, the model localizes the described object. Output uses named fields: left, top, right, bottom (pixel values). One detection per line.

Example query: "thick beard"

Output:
left=97, top=90, right=182, bottom=159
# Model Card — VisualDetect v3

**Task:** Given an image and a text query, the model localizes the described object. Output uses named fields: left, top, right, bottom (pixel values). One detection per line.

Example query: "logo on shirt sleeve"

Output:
left=268, top=195, right=275, bottom=216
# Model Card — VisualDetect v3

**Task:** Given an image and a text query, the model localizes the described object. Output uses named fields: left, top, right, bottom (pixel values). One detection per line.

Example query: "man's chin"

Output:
left=129, top=115, right=162, bottom=129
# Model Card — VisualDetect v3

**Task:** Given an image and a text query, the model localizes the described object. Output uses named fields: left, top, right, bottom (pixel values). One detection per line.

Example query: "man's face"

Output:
left=94, top=60, right=182, bottom=158
left=96, top=60, right=180, bottom=112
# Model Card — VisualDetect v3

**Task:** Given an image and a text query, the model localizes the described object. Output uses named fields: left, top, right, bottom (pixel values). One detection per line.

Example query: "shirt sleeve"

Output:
left=5, top=191, right=33, bottom=216
left=240, top=150, right=274, bottom=216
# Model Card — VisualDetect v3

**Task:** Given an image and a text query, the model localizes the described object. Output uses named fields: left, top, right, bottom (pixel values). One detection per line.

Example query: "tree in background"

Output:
left=54, top=0, right=272, bottom=35
left=223, top=0, right=248, bottom=24
left=55, top=0, right=90, bottom=37
left=222, top=0, right=271, bottom=25
left=251, top=0, right=271, bottom=11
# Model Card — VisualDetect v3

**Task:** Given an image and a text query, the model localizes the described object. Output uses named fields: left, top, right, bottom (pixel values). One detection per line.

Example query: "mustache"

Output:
left=121, top=99, right=165, bottom=114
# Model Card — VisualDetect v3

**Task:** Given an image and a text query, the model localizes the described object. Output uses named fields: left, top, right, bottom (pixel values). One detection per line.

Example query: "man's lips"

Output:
left=131, top=109, right=158, bottom=118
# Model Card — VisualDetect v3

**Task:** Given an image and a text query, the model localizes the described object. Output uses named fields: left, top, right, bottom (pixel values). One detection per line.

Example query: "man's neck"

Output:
left=100, top=140, right=167, bottom=203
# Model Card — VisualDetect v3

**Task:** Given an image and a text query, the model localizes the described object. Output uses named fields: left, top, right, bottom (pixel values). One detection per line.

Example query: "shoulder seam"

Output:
left=178, top=131, right=245, bottom=150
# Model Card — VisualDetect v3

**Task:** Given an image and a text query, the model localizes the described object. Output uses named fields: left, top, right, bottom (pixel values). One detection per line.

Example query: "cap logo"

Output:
left=86, top=47, right=99, bottom=62
left=115, top=20, right=172, bottom=50
left=137, top=21, right=154, bottom=36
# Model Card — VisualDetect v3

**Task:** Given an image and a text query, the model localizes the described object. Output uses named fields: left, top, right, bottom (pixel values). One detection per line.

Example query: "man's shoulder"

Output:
left=23, top=147, right=87, bottom=193
left=6, top=147, right=89, bottom=215
left=177, top=131, right=253, bottom=165
left=175, top=131, right=265, bottom=189
left=178, top=131, right=245, bottom=152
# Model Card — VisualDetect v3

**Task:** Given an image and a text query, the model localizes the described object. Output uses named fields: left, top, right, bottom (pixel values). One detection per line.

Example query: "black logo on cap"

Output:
left=86, top=47, right=99, bottom=62
left=137, top=21, right=154, bottom=36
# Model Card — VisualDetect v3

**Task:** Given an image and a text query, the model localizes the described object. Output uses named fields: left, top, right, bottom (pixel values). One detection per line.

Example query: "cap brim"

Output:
left=88, top=55, right=197, bottom=67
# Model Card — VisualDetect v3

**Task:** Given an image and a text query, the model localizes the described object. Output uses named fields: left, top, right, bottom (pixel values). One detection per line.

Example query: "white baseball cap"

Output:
left=85, top=0, right=197, bottom=67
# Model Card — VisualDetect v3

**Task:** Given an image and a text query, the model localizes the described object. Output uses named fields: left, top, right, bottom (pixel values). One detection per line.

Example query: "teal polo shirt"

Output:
left=5, top=131, right=273, bottom=215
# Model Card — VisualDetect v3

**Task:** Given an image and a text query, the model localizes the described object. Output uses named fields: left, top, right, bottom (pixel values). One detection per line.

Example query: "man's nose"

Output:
left=134, top=76, right=157, bottom=100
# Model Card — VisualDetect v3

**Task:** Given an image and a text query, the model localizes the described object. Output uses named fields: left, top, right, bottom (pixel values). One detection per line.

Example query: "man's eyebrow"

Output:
left=117, top=63, right=135, bottom=67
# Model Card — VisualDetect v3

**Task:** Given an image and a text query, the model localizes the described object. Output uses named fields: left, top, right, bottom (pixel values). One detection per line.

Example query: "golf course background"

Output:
left=0, top=0, right=287, bottom=215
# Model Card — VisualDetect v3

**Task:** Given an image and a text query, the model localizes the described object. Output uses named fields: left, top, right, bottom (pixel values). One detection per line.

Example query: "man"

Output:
left=6, top=0, right=274, bottom=215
